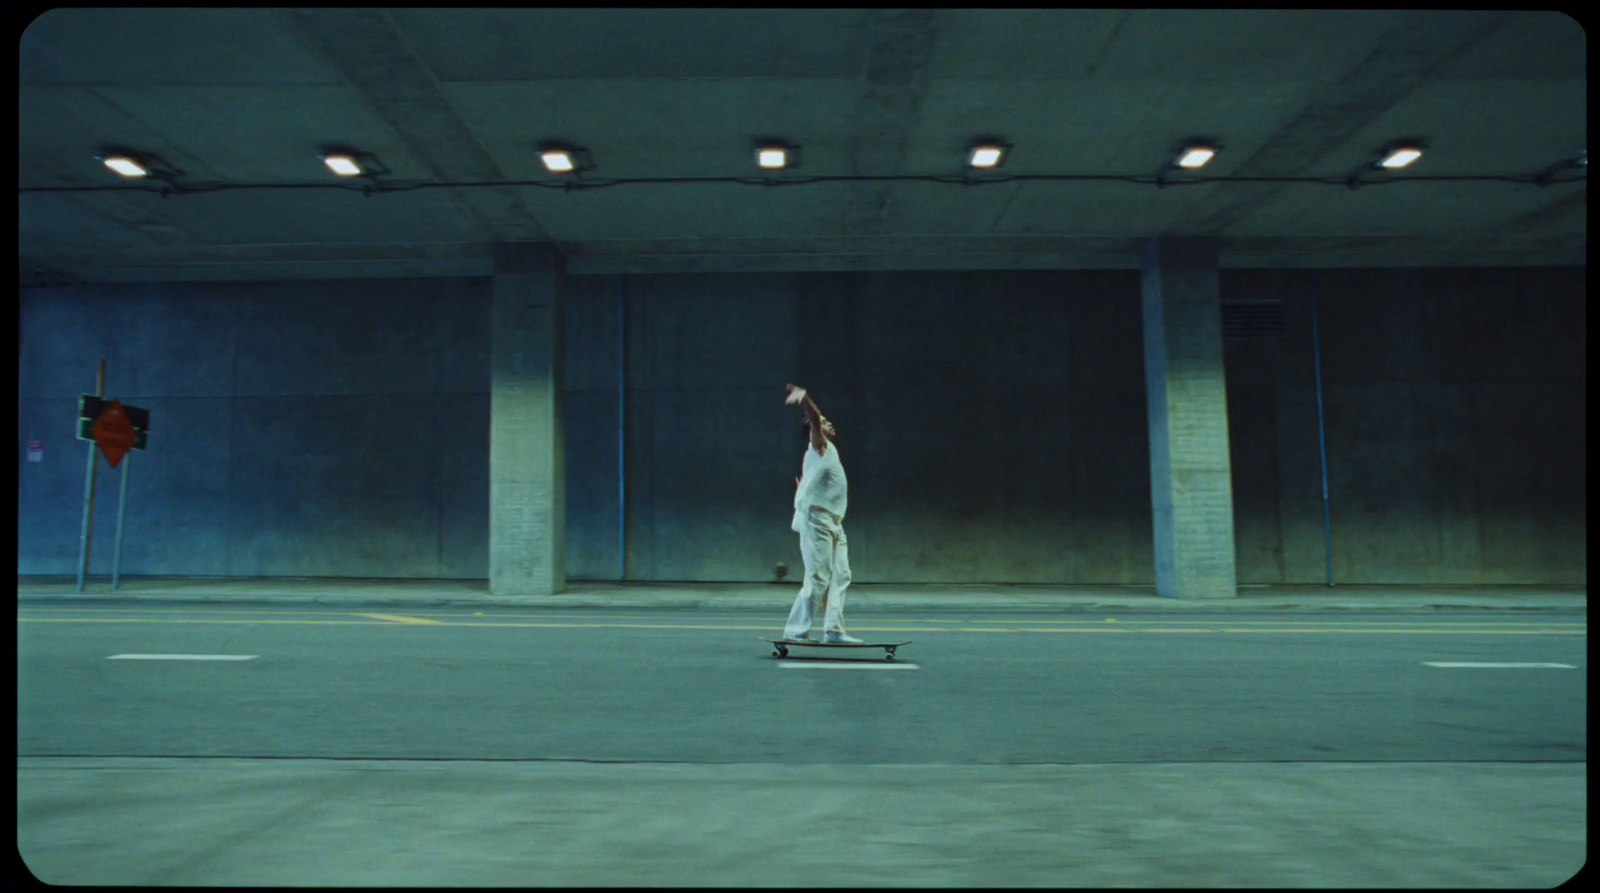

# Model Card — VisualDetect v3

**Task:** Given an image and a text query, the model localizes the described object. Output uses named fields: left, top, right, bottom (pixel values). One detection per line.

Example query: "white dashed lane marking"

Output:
left=777, top=661, right=920, bottom=670
left=1422, top=662, right=1576, bottom=669
left=106, top=654, right=259, bottom=661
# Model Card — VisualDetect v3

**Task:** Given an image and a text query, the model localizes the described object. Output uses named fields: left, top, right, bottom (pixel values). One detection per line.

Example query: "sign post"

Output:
left=74, top=371, right=150, bottom=591
left=75, top=361, right=105, bottom=593
left=112, top=452, right=132, bottom=588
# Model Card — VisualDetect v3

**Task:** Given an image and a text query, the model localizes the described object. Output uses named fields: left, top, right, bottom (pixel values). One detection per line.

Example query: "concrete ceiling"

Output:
left=17, top=8, right=1587, bottom=284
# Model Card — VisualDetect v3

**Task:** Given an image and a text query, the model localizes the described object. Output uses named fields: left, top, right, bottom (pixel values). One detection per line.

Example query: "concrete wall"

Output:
left=17, top=279, right=493, bottom=579
left=17, top=266, right=1585, bottom=584
left=603, top=270, right=1152, bottom=584
left=1222, top=267, right=1586, bottom=585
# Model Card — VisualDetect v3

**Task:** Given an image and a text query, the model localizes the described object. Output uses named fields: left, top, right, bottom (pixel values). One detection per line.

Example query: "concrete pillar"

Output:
left=1140, top=238, right=1237, bottom=598
left=490, top=243, right=566, bottom=595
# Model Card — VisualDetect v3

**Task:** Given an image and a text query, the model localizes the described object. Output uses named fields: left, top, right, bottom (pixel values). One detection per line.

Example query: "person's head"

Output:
left=805, top=415, right=837, bottom=442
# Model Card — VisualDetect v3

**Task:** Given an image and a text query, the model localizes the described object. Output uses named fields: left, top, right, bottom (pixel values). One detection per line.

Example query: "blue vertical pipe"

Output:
left=618, top=277, right=627, bottom=582
left=1310, top=272, right=1334, bottom=586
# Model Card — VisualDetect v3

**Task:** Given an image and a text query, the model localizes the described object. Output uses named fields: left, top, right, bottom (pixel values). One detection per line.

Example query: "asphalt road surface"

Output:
left=15, top=604, right=1587, bottom=886
left=17, top=605, right=1586, bottom=763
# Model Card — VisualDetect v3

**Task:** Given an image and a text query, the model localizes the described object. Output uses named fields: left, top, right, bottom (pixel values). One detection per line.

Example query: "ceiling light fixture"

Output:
left=321, top=154, right=363, bottom=177
left=1155, top=138, right=1221, bottom=186
left=755, top=142, right=796, bottom=171
left=1175, top=143, right=1218, bottom=170
left=539, top=143, right=592, bottom=175
left=96, top=149, right=181, bottom=183
left=101, top=155, right=149, bottom=178
left=318, top=148, right=389, bottom=180
left=1378, top=144, right=1424, bottom=170
left=1349, top=139, right=1426, bottom=189
left=542, top=150, right=574, bottom=173
left=967, top=140, right=1009, bottom=170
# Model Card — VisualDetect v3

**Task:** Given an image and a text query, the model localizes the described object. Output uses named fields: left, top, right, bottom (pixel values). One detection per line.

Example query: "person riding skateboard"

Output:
left=782, top=383, right=861, bottom=644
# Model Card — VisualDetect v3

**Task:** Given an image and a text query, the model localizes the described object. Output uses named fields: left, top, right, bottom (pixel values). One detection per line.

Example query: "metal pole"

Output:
left=1310, top=275, right=1334, bottom=586
left=75, top=359, right=106, bottom=592
left=112, top=450, right=132, bottom=589
left=75, top=440, right=96, bottom=592
left=618, top=277, right=628, bottom=583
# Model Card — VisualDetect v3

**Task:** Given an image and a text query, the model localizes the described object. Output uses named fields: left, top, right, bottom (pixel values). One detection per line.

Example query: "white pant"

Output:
left=784, top=508, right=852, bottom=638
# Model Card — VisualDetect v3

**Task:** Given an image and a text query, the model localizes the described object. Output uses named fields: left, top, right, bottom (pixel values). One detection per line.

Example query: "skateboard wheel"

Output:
left=885, top=650, right=896, bottom=662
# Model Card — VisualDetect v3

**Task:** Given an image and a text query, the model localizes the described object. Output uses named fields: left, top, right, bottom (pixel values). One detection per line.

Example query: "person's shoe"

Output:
left=823, top=631, right=863, bottom=644
left=784, top=632, right=813, bottom=642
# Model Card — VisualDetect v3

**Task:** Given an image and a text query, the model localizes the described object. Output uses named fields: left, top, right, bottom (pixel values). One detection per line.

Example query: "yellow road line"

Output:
left=350, top=613, right=444, bottom=625
left=17, top=606, right=385, bottom=617
left=21, top=624, right=393, bottom=630
left=953, top=630, right=1580, bottom=636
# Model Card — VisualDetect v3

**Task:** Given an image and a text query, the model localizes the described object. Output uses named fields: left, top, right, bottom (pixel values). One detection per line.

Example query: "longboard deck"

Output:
left=760, top=637, right=911, bottom=662
left=759, top=637, right=911, bottom=648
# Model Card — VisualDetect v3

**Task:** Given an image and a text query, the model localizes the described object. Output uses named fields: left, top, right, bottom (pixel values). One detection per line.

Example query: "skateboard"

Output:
left=760, top=637, right=912, bottom=662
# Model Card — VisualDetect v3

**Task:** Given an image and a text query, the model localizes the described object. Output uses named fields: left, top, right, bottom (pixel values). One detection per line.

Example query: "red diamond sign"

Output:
left=90, top=400, right=139, bottom=468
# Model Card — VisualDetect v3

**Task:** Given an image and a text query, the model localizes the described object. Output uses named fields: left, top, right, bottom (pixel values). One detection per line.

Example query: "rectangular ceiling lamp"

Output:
left=1379, top=146, right=1423, bottom=169
left=102, top=155, right=149, bottom=178
left=967, top=144, right=1005, bottom=169
left=541, top=149, right=576, bottom=173
left=756, top=146, right=788, bottom=170
left=1176, top=146, right=1216, bottom=169
left=322, top=154, right=363, bottom=177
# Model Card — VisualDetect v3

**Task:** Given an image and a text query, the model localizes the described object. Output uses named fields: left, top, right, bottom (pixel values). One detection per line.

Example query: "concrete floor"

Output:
left=15, top=758, right=1585, bottom=887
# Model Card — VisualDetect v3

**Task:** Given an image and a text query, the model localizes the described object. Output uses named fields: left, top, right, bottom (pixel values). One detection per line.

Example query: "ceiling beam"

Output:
left=840, top=9, right=939, bottom=237
left=1165, top=11, right=1520, bottom=237
left=277, top=8, right=555, bottom=246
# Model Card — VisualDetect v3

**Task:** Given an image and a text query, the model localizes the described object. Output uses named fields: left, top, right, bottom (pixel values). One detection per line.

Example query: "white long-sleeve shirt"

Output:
left=792, top=439, right=847, bottom=531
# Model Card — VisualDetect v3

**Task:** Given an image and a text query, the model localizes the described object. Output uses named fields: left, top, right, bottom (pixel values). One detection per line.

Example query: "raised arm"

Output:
left=785, top=383, right=828, bottom=453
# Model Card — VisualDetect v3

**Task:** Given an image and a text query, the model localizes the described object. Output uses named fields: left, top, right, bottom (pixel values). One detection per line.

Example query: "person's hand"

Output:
left=785, top=384, right=807, bottom=405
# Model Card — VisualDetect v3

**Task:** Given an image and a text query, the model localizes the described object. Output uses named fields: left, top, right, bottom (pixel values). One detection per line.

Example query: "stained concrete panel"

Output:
left=562, top=275, right=622, bottom=393
left=18, top=283, right=241, bottom=400
left=1218, top=267, right=1584, bottom=585
left=1321, top=382, right=1483, bottom=585
left=1474, top=380, right=1587, bottom=582
left=563, top=389, right=622, bottom=581
left=435, top=393, right=490, bottom=579
left=233, top=283, right=442, bottom=396
left=1225, top=344, right=1287, bottom=583
left=624, top=386, right=798, bottom=581
left=785, top=270, right=1153, bottom=583
left=432, top=280, right=493, bottom=395
left=631, top=273, right=797, bottom=390
left=608, top=267, right=1156, bottom=583
left=227, top=395, right=444, bottom=577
